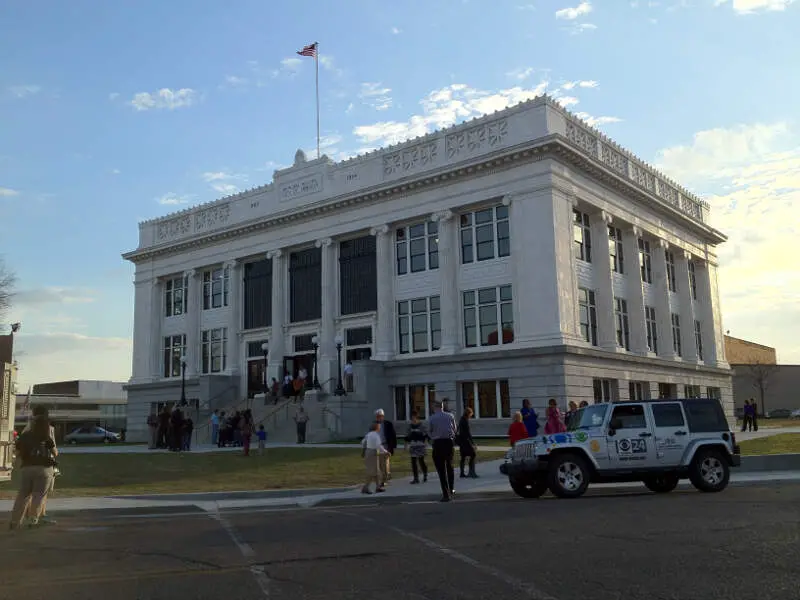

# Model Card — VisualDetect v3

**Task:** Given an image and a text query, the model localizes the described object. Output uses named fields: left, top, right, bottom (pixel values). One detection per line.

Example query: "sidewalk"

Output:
left=3, top=458, right=799, bottom=516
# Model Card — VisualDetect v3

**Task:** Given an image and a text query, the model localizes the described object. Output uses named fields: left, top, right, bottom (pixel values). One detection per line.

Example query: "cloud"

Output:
left=304, top=135, right=345, bottom=161
left=319, top=55, right=343, bottom=77
left=111, top=168, right=121, bottom=175
left=201, top=171, right=247, bottom=195
left=561, top=80, right=599, bottom=90
left=359, top=82, right=393, bottom=111
left=220, top=75, right=248, bottom=89
left=507, top=67, right=535, bottom=81
left=8, top=85, right=41, bottom=98
left=0, top=187, right=19, bottom=197
left=655, top=122, right=800, bottom=362
left=566, top=22, right=597, bottom=33
left=281, top=57, right=303, bottom=72
left=572, top=112, right=621, bottom=127
left=108, top=92, right=120, bottom=101
left=352, top=78, right=619, bottom=148
left=555, top=2, right=592, bottom=19
left=713, top=0, right=796, bottom=13
left=14, top=287, right=96, bottom=307
left=156, top=193, right=193, bottom=205
left=129, top=88, right=198, bottom=111
left=391, top=26, right=402, bottom=34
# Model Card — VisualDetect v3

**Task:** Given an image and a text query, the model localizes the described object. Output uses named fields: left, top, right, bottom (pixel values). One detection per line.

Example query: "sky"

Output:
left=1, top=0, right=799, bottom=390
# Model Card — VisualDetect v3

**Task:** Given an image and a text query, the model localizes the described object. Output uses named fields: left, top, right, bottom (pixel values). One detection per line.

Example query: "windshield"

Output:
left=567, top=405, right=609, bottom=431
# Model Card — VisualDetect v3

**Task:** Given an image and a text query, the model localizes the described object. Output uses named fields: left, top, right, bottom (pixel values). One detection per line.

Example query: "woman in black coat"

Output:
left=457, top=407, right=478, bottom=478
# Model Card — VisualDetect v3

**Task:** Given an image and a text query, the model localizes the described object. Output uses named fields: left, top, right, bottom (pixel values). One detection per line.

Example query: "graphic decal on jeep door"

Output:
left=616, top=438, right=647, bottom=461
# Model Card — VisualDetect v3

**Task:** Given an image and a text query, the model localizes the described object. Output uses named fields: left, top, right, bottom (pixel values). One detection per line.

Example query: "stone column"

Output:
left=316, top=237, right=337, bottom=385
left=184, top=269, right=200, bottom=376
left=651, top=241, right=676, bottom=360
left=675, top=250, right=698, bottom=363
left=622, top=226, right=648, bottom=354
left=431, top=209, right=459, bottom=353
left=590, top=210, right=616, bottom=351
left=149, top=279, right=163, bottom=380
left=266, top=250, right=285, bottom=382
left=371, top=224, right=394, bottom=360
left=130, top=278, right=154, bottom=383
left=695, top=259, right=723, bottom=366
left=225, top=260, right=241, bottom=375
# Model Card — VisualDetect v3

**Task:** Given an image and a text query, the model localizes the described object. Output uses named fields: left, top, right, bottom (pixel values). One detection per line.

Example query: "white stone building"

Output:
left=122, top=95, right=732, bottom=442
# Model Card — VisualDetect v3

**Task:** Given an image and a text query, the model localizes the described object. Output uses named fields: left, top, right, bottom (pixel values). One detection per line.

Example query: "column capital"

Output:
left=570, top=195, right=579, bottom=208
left=266, top=249, right=283, bottom=260
left=184, top=269, right=196, bottom=278
left=631, top=225, right=643, bottom=237
left=658, top=239, right=670, bottom=250
left=430, top=209, right=454, bottom=223
left=598, top=210, right=613, bottom=225
left=370, top=224, right=390, bottom=236
left=315, top=237, right=333, bottom=248
left=223, top=259, right=238, bottom=270
left=502, top=193, right=516, bottom=206
left=682, top=248, right=693, bottom=261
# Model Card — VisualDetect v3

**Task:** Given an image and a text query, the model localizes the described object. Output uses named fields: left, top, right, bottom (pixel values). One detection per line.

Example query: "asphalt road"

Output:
left=1, top=484, right=798, bottom=600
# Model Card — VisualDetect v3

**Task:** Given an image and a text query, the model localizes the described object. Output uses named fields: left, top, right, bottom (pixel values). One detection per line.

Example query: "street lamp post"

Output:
left=311, top=335, right=320, bottom=389
left=180, top=355, right=187, bottom=405
left=261, top=342, right=269, bottom=396
left=334, top=335, right=345, bottom=396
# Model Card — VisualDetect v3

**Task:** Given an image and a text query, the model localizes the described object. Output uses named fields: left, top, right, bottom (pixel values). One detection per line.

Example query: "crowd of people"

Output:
left=146, top=404, right=194, bottom=451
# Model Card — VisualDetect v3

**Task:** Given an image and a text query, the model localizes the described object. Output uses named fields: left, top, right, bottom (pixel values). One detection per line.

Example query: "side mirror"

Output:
left=608, top=418, right=623, bottom=435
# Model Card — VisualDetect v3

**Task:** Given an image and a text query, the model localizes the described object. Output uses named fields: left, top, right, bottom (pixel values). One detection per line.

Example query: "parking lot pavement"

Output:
left=1, top=485, right=798, bottom=600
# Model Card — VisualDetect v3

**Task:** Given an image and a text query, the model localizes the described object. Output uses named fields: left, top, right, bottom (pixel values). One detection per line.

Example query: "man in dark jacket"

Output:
left=375, top=409, right=396, bottom=485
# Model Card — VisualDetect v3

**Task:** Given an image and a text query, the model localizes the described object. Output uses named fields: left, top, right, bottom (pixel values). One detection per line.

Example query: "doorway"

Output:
left=283, top=354, right=314, bottom=380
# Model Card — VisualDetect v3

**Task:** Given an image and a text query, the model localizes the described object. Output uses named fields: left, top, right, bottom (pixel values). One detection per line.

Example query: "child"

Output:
left=257, top=425, right=267, bottom=455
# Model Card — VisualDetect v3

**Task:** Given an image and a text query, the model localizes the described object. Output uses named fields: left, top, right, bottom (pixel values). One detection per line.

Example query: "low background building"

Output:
left=15, top=380, right=127, bottom=442
left=725, top=335, right=777, bottom=365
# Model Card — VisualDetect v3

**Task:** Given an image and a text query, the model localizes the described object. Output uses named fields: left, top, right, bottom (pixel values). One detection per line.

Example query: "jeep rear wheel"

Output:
left=547, top=453, right=590, bottom=499
left=510, top=477, right=548, bottom=499
left=643, top=474, right=680, bottom=493
left=689, top=448, right=730, bottom=493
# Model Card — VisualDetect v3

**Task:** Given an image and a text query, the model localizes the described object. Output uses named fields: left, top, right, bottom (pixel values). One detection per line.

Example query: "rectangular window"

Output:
left=608, top=226, right=624, bottom=274
left=397, top=296, right=440, bottom=354
left=460, top=205, right=510, bottom=264
left=688, top=260, right=697, bottom=300
left=671, top=313, right=682, bottom=357
left=203, top=267, right=230, bottom=310
left=573, top=210, right=592, bottom=263
left=293, top=334, right=316, bottom=353
left=396, top=222, right=439, bottom=275
left=246, top=340, right=269, bottom=358
left=345, top=327, right=372, bottom=347
left=243, top=259, right=272, bottom=329
left=162, top=334, right=186, bottom=378
left=645, top=305, right=658, bottom=354
left=460, top=380, right=511, bottom=419
left=340, top=236, right=378, bottom=315
left=164, top=275, right=187, bottom=317
left=706, top=387, right=721, bottom=400
left=593, top=378, right=615, bottom=403
left=652, top=403, right=685, bottom=427
left=628, top=381, right=650, bottom=401
left=684, top=385, right=701, bottom=399
left=638, top=238, right=652, bottom=283
left=684, top=398, right=729, bottom=433
left=393, top=384, right=436, bottom=421
left=463, top=285, right=514, bottom=348
left=289, top=247, right=322, bottom=322
left=578, top=288, right=598, bottom=346
left=658, top=382, right=676, bottom=399
left=614, top=297, right=630, bottom=350
left=666, top=251, right=677, bottom=292
left=694, top=320, right=703, bottom=361
left=201, top=327, right=227, bottom=374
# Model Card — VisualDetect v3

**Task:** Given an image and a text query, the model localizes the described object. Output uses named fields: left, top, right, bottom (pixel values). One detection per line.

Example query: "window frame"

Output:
left=397, top=296, right=441, bottom=354
left=578, top=287, right=598, bottom=346
left=638, top=238, right=652, bottom=284
left=460, top=380, right=511, bottom=419
left=614, top=297, right=630, bottom=350
left=164, top=275, right=188, bottom=317
left=694, top=319, right=703, bottom=361
left=628, top=381, right=650, bottom=402
left=395, top=222, right=439, bottom=275
left=460, top=205, right=510, bottom=264
left=573, top=210, right=592, bottom=263
left=688, top=260, right=697, bottom=300
left=671, top=313, right=682, bottom=357
left=462, top=284, right=514, bottom=348
left=162, top=334, right=186, bottom=378
left=645, top=305, right=658, bottom=354
left=608, top=226, right=624, bottom=274
left=393, top=384, right=436, bottom=421
left=593, top=378, right=615, bottom=403
left=202, top=266, right=230, bottom=310
left=201, top=327, right=228, bottom=374
left=666, top=250, right=677, bottom=292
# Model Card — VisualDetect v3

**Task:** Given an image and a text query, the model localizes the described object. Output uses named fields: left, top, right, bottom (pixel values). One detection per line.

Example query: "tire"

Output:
left=688, top=448, right=730, bottom=493
left=643, top=474, right=680, bottom=493
left=510, top=477, right=548, bottom=499
left=547, top=453, right=590, bottom=499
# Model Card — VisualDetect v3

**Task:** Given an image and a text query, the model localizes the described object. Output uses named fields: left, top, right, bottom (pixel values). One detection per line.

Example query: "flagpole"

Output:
left=315, top=41, right=320, bottom=159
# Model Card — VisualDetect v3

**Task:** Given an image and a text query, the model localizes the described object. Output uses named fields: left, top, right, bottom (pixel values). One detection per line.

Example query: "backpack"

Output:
left=16, top=432, right=54, bottom=467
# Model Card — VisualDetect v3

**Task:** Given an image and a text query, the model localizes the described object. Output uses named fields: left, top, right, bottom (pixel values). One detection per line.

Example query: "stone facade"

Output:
left=122, top=95, right=732, bottom=442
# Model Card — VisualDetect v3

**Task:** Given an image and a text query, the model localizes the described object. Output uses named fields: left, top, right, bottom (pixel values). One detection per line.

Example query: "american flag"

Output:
left=297, top=43, right=317, bottom=58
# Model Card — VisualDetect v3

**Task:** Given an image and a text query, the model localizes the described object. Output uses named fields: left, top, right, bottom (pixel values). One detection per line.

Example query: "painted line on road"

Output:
left=210, top=505, right=270, bottom=597
left=331, top=509, right=558, bottom=600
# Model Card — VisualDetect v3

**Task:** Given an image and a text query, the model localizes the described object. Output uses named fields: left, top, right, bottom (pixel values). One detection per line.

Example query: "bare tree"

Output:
left=0, top=257, right=15, bottom=321
left=743, top=360, right=779, bottom=417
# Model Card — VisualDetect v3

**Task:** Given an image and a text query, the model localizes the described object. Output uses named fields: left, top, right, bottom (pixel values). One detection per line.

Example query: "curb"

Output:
left=741, top=453, right=800, bottom=472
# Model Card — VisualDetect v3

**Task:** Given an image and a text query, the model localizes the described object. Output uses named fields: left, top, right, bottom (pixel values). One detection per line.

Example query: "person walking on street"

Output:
left=9, top=411, right=58, bottom=530
left=294, top=406, right=309, bottom=443
left=428, top=399, right=457, bottom=502
left=457, top=407, right=478, bottom=479
left=404, top=410, right=429, bottom=484
left=361, top=422, right=388, bottom=495
left=374, top=409, right=397, bottom=484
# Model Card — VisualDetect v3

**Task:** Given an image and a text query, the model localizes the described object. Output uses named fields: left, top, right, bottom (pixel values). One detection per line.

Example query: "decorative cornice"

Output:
left=315, top=237, right=332, bottom=248
left=266, top=249, right=283, bottom=260
left=430, top=209, right=454, bottom=223
left=123, top=137, right=725, bottom=264
left=370, top=224, right=389, bottom=237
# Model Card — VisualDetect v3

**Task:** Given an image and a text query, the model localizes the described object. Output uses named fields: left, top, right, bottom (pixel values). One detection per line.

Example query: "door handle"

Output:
left=675, top=431, right=687, bottom=436
left=639, top=432, right=652, bottom=437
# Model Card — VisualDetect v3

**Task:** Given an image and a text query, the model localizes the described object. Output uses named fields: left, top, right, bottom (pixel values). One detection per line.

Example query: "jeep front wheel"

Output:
left=510, top=477, right=548, bottom=499
left=547, top=453, right=590, bottom=499
left=643, top=474, right=680, bottom=493
left=688, top=448, right=730, bottom=493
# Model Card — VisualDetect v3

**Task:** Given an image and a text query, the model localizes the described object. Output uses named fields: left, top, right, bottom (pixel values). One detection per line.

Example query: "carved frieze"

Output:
left=383, top=141, right=439, bottom=177
left=601, top=144, right=627, bottom=176
left=281, top=175, right=322, bottom=201
left=565, top=121, right=598, bottom=158
left=157, top=215, right=191, bottom=242
left=445, top=118, right=508, bottom=159
left=194, top=204, right=232, bottom=232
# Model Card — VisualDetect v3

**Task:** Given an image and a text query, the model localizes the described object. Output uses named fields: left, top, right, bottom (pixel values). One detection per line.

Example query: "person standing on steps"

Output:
left=374, top=409, right=397, bottom=484
left=404, top=410, right=429, bottom=484
left=457, top=407, right=478, bottom=479
left=294, top=405, right=309, bottom=444
left=428, top=399, right=457, bottom=503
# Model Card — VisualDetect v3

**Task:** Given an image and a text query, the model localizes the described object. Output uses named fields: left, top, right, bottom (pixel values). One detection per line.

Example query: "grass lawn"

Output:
left=736, top=418, right=798, bottom=429
left=738, top=433, right=800, bottom=456
left=0, top=447, right=504, bottom=499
